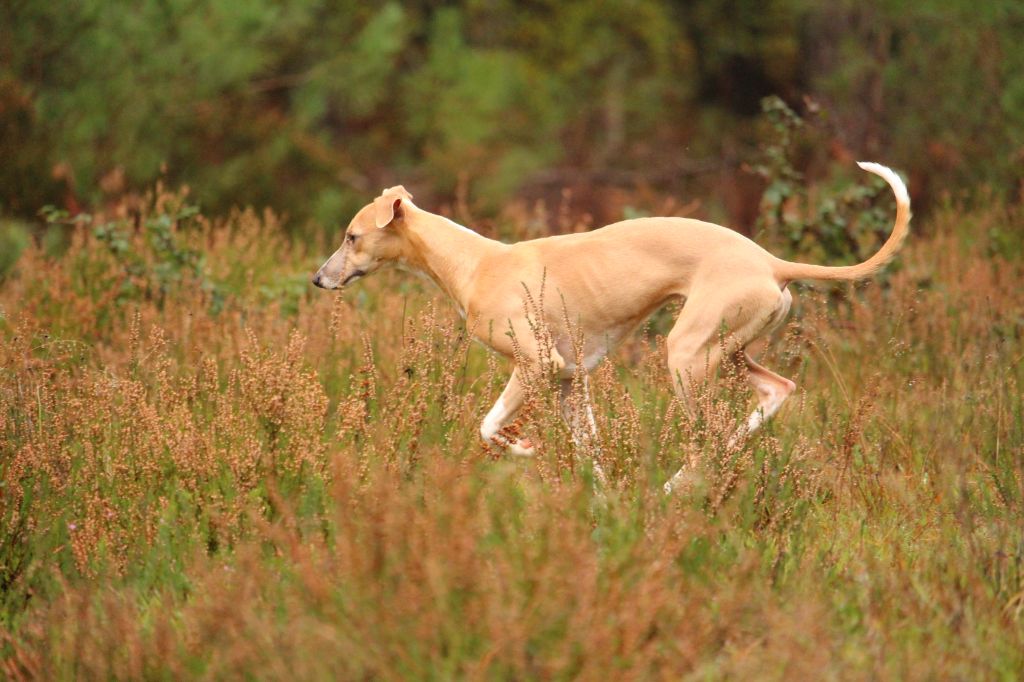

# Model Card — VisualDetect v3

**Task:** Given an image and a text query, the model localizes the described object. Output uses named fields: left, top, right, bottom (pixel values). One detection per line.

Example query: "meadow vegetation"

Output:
left=1, top=181, right=1022, bottom=678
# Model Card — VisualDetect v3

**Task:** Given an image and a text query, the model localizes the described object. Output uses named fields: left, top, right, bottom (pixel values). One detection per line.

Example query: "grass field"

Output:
left=1, top=189, right=1022, bottom=679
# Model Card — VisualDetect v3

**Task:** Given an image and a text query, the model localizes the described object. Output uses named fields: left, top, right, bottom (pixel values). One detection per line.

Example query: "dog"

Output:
left=313, top=162, right=910, bottom=493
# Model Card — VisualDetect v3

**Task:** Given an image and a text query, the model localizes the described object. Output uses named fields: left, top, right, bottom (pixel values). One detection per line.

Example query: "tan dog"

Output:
left=313, top=162, right=910, bottom=493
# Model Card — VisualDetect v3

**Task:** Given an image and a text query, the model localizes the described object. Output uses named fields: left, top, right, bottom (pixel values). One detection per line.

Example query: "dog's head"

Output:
left=312, top=185, right=413, bottom=290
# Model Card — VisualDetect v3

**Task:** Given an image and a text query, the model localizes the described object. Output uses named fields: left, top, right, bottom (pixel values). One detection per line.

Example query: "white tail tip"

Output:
left=857, top=161, right=909, bottom=207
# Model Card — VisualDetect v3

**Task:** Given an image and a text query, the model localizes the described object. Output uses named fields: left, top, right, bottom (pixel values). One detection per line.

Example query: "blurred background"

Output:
left=2, top=0, right=1022, bottom=235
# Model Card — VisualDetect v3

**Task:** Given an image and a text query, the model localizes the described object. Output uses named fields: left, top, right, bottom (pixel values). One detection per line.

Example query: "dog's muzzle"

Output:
left=342, top=270, right=365, bottom=286
left=312, top=269, right=364, bottom=289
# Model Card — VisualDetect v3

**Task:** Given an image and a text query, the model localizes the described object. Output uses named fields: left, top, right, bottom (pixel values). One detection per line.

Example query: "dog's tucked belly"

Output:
left=574, top=294, right=681, bottom=373
left=469, top=278, right=679, bottom=373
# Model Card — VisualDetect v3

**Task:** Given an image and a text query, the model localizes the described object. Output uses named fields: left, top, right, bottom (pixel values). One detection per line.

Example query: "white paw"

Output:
left=663, top=468, right=701, bottom=496
left=507, top=439, right=536, bottom=457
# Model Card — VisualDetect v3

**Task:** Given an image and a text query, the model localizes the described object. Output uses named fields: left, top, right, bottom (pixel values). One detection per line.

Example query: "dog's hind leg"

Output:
left=662, top=283, right=789, bottom=494
left=725, top=352, right=795, bottom=448
left=726, top=288, right=795, bottom=446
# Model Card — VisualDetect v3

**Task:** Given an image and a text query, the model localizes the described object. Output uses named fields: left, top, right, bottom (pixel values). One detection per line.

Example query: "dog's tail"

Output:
left=772, top=162, right=911, bottom=283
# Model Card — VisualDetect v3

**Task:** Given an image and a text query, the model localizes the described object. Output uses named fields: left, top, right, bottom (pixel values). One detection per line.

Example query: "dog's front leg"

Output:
left=559, top=376, right=607, bottom=486
left=480, top=369, right=535, bottom=456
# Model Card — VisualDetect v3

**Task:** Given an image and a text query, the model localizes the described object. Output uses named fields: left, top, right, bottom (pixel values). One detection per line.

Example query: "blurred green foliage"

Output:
left=753, top=96, right=895, bottom=267
left=1, top=1, right=1021, bottom=226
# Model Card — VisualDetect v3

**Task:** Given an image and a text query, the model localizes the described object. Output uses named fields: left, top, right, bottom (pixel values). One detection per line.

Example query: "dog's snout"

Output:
left=312, top=272, right=324, bottom=288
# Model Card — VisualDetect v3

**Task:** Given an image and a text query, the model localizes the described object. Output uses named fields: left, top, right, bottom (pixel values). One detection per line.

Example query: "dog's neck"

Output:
left=399, top=208, right=502, bottom=310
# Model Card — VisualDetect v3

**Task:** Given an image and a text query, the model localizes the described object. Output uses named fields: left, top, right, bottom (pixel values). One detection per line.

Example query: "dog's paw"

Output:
left=663, top=468, right=702, bottom=496
left=507, top=438, right=535, bottom=457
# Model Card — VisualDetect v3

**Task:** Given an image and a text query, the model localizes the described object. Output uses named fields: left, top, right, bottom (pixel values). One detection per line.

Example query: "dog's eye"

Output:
left=347, top=233, right=358, bottom=243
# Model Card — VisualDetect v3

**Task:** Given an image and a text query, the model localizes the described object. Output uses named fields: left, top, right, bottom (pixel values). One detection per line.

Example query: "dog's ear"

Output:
left=373, top=195, right=402, bottom=229
left=374, top=185, right=413, bottom=229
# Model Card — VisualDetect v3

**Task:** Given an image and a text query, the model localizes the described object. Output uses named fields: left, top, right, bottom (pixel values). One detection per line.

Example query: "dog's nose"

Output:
left=312, top=272, right=323, bottom=288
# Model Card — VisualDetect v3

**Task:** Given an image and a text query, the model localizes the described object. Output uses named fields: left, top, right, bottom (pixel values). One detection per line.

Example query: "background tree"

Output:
left=1, top=0, right=1021, bottom=228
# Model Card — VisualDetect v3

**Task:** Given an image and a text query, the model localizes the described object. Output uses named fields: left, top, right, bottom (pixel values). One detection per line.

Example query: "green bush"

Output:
left=752, top=96, right=898, bottom=272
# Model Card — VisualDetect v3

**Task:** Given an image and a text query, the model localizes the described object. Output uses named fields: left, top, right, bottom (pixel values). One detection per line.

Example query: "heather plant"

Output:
left=0, top=189, right=1022, bottom=678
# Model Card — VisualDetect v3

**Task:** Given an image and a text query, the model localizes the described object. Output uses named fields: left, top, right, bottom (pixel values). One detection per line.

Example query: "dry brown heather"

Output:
left=0, top=189, right=1022, bottom=679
